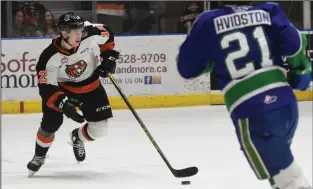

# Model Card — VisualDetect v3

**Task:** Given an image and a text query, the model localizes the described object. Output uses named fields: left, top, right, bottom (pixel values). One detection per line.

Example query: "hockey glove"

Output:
left=97, top=50, right=120, bottom=77
left=289, top=71, right=312, bottom=91
left=55, top=95, right=85, bottom=123
left=285, top=33, right=312, bottom=91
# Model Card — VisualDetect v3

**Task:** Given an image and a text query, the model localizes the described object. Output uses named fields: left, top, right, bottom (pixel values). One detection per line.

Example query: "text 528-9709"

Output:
left=117, top=53, right=166, bottom=64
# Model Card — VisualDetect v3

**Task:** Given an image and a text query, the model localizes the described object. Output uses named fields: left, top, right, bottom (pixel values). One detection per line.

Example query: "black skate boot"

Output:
left=27, top=155, right=46, bottom=177
left=69, top=128, right=86, bottom=163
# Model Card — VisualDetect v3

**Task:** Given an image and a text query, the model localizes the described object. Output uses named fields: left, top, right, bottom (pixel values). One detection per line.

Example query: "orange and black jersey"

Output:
left=36, top=23, right=115, bottom=112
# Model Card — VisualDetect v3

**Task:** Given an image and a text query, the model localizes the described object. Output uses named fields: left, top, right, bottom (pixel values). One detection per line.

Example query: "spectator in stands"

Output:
left=21, top=1, right=46, bottom=37
left=35, top=10, right=57, bottom=37
left=122, top=2, right=157, bottom=34
left=22, top=1, right=46, bottom=26
left=11, top=9, right=26, bottom=37
left=176, top=2, right=203, bottom=34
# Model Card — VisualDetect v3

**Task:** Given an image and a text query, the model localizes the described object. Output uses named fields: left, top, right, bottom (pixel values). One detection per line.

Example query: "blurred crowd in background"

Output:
left=0, top=1, right=310, bottom=38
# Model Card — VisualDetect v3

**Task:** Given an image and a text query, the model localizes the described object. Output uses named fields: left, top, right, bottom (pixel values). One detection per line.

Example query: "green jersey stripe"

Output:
left=222, top=67, right=288, bottom=112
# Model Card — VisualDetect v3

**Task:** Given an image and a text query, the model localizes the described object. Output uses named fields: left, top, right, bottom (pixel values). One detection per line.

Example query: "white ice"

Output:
left=2, top=102, right=312, bottom=189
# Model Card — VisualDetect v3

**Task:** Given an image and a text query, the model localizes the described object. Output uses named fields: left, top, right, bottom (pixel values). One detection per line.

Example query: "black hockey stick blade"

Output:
left=173, top=166, right=198, bottom=178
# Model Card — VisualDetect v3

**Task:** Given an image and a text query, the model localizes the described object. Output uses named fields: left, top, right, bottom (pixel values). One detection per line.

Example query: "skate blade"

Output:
left=68, top=131, right=74, bottom=146
left=28, top=170, right=36, bottom=177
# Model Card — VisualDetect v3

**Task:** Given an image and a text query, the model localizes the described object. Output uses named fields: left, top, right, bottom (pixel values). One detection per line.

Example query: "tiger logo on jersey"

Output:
left=65, top=60, right=87, bottom=79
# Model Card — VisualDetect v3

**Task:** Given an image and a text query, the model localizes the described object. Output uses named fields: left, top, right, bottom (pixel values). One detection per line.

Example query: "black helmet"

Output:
left=57, top=12, right=84, bottom=32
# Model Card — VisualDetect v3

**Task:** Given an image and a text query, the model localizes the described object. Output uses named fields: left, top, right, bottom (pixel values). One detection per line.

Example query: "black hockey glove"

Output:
left=55, top=95, right=85, bottom=123
left=97, top=50, right=120, bottom=78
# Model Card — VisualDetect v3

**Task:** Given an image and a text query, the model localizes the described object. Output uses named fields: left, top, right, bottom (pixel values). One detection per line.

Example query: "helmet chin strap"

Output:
left=63, top=33, right=74, bottom=47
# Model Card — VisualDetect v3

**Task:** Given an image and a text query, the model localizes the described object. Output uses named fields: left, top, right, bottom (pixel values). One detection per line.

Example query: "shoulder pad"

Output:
left=37, top=43, right=58, bottom=69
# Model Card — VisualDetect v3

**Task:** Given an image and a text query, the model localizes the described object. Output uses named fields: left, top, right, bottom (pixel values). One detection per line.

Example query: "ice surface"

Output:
left=2, top=102, right=312, bottom=189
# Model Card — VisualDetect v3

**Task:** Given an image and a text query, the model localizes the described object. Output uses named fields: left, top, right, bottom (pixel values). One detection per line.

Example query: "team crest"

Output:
left=65, top=60, right=87, bottom=79
left=264, top=95, right=277, bottom=104
left=61, top=56, right=68, bottom=64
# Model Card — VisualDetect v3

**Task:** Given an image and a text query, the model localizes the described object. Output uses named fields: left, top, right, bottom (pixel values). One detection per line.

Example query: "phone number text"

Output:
left=117, top=53, right=166, bottom=64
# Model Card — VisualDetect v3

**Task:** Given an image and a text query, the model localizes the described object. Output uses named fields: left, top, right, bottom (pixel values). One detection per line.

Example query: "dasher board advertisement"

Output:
left=1, top=35, right=210, bottom=101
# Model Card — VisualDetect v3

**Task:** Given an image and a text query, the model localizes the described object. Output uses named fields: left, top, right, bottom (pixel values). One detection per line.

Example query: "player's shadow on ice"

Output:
left=28, top=170, right=149, bottom=181
left=29, top=171, right=104, bottom=180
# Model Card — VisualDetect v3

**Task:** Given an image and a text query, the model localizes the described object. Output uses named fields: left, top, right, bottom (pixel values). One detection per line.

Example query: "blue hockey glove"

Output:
left=289, top=71, right=312, bottom=91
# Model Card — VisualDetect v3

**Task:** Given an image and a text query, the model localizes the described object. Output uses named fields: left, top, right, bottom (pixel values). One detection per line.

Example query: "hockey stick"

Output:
left=107, top=73, right=198, bottom=178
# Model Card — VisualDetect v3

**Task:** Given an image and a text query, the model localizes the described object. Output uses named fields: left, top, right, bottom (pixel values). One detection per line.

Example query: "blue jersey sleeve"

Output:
left=177, top=13, right=213, bottom=79
left=267, top=3, right=302, bottom=57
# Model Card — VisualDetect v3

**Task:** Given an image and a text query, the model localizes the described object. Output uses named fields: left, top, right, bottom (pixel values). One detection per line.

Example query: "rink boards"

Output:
left=1, top=33, right=312, bottom=114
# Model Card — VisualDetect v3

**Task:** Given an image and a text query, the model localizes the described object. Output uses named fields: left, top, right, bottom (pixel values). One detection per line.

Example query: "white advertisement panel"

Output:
left=1, top=35, right=210, bottom=101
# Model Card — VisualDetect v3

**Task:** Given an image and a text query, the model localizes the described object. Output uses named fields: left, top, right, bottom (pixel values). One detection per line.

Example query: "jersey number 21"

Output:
left=221, top=26, right=273, bottom=79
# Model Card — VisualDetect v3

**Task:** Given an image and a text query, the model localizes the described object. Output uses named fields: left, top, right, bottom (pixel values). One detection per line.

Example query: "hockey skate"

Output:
left=69, top=128, right=86, bottom=163
left=27, top=155, right=46, bottom=177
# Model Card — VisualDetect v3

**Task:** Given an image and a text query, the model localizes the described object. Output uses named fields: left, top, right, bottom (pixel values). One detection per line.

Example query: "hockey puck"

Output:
left=181, top=181, right=190, bottom=185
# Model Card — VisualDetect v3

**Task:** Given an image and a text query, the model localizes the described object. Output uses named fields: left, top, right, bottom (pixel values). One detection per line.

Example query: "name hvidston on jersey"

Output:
left=214, top=10, right=271, bottom=34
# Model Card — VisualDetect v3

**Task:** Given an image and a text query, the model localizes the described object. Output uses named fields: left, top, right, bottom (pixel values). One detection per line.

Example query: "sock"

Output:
left=77, top=124, right=95, bottom=142
left=35, top=128, right=55, bottom=157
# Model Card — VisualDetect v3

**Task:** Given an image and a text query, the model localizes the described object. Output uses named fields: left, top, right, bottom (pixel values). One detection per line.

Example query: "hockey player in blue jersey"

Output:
left=177, top=1, right=312, bottom=189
